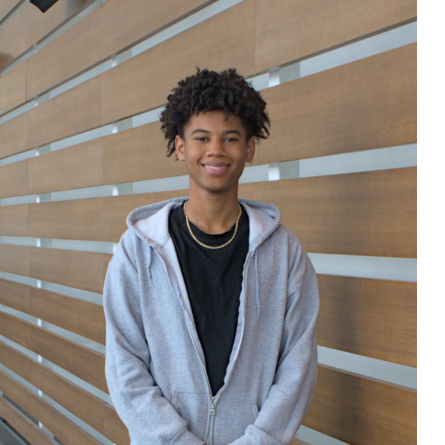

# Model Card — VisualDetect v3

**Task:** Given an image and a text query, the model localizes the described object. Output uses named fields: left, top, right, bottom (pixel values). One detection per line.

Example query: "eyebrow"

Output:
left=190, top=129, right=242, bottom=136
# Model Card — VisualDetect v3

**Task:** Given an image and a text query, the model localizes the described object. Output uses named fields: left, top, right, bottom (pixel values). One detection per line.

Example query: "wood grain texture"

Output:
left=0, top=204, right=28, bottom=236
left=27, top=75, right=102, bottom=148
left=29, top=197, right=103, bottom=240
left=239, top=168, right=417, bottom=258
left=0, top=61, right=26, bottom=116
left=0, top=159, right=28, bottom=199
left=28, top=246, right=111, bottom=293
left=0, top=113, right=27, bottom=159
left=101, top=0, right=254, bottom=124
left=255, top=0, right=417, bottom=72
left=101, top=0, right=212, bottom=59
left=0, top=244, right=29, bottom=276
left=317, top=275, right=417, bottom=367
left=0, top=0, right=87, bottom=71
left=256, top=43, right=417, bottom=165
left=28, top=139, right=103, bottom=194
left=0, top=0, right=21, bottom=21
left=102, top=123, right=186, bottom=185
left=0, top=311, right=107, bottom=392
left=102, top=190, right=188, bottom=242
left=26, top=6, right=102, bottom=99
left=0, top=278, right=105, bottom=343
left=0, top=396, right=58, bottom=445
left=0, top=369, right=103, bottom=445
left=0, top=340, right=128, bottom=443
left=103, top=405, right=130, bottom=445
left=304, top=367, right=416, bottom=444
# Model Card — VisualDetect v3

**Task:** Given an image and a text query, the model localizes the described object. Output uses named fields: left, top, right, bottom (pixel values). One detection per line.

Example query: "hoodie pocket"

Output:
left=213, top=400, right=259, bottom=444
left=172, top=391, right=210, bottom=441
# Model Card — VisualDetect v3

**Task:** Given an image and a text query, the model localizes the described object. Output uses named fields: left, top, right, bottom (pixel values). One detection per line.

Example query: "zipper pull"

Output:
left=210, top=397, right=215, bottom=416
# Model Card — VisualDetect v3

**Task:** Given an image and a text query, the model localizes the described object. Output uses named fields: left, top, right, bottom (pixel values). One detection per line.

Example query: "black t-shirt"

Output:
left=168, top=202, right=249, bottom=395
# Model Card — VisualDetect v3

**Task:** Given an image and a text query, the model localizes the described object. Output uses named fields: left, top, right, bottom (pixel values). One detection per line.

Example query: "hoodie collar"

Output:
left=127, top=197, right=281, bottom=250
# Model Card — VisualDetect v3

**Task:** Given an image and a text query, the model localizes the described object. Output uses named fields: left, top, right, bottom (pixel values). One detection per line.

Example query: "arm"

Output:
left=103, top=235, right=204, bottom=445
left=231, top=241, right=319, bottom=445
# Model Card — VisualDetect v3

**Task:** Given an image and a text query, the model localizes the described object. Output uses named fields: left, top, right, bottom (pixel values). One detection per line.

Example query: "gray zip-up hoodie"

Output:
left=103, top=197, right=319, bottom=445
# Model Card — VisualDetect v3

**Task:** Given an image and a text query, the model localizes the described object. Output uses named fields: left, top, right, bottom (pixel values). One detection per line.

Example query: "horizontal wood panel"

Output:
left=256, top=43, right=417, bottom=165
left=0, top=0, right=21, bottom=21
left=28, top=246, right=111, bottom=293
left=317, top=275, right=416, bottom=367
left=0, top=340, right=128, bottom=443
left=304, top=367, right=416, bottom=444
left=255, top=0, right=417, bottom=73
left=0, top=278, right=105, bottom=343
left=0, top=61, right=26, bottom=116
left=102, top=0, right=254, bottom=124
left=0, top=311, right=107, bottom=392
left=0, top=244, right=29, bottom=276
left=0, top=204, right=28, bottom=236
left=0, top=396, right=58, bottom=445
left=0, top=0, right=87, bottom=71
left=0, top=113, right=27, bottom=159
left=0, top=159, right=28, bottom=199
left=27, top=75, right=102, bottom=149
left=240, top=167, right=416, bottom=258
left=26, top=6, right=102, bottom=99
left=0, top=369, right=102, bottom=445
left=101, top=0, right=212, bottom=59
left=28, top=139, right=103, bottom=194
left=102, top=123, right=187, bottom=184
left=29, top=197, right=104, bottom=240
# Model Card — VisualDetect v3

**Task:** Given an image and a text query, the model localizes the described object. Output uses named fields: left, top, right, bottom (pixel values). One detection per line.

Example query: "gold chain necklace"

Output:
left=183, top=200, right=242, bottom=250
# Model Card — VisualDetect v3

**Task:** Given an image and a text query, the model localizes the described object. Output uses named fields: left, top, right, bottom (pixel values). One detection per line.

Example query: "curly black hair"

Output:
left=160, top=68, right=270, bottom=157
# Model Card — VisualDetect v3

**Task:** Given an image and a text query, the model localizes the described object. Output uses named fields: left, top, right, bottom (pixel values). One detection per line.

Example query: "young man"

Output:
left=103, top=68, right=319, bottom=445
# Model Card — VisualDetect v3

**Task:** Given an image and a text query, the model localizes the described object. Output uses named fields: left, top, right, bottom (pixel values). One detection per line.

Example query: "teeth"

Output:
left=206, top=166, right=226, bottom=170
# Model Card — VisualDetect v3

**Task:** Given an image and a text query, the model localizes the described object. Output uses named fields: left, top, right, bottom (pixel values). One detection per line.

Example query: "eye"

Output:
left=195, top=136, right=208, bottom=142
left=225, top=137, right=238, bottom=142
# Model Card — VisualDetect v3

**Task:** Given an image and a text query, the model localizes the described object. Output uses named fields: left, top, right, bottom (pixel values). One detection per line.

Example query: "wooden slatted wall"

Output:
left=0, top=0, right=416, bottom=444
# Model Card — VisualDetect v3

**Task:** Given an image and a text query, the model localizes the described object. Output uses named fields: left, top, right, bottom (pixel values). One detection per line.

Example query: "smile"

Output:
left=202, top=164, right=230, bottom=175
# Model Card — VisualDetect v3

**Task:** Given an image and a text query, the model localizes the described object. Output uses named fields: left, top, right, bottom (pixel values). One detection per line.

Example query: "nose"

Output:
left=207, top=139, right=227, bottom=157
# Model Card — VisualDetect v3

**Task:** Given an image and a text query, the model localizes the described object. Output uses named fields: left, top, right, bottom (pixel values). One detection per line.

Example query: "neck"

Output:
left=185, top=187, right=240, bottom=235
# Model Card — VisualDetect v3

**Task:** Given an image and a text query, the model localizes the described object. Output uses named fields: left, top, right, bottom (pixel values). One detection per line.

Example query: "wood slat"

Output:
left=101, top=0, right=212, bottom=59
left=0, top=244, right=29, bottom=276
left=0, top=113, right=27, bottom=159
left=0, top=204, right=28, bottom=236
left=27, top=75, right=102, bottom=149
left=303, top=367, right=416, bottom=444
left=28, top=246, right=112, bottom=293
left=255, top=0, right=417, bottom=73
left=0, top=340, right=129, bottom=443
left=26, top=6, right=102, bottom=99
left=239, top=167, right=416, bottom=258
left=0, top=0, right=88, bottom=71
left=0, top=61, right=26, bottom=115
left=256, top=43, right=417, bottom=165
left=102, top=123, right=186, bottom=185
left=0, top=311, right=107, bottom=392
left=0, top=396, right=58, bottom=445
left=29, top=197, right=104, bottom=241
left=0, top=278, right=105, bottom=343
left=0, top=159, right=28, bottom=199
left=317, top=275, right=416, bottom=367
left=0, top=0, right=22, bottom=21
left=0, top=369, right=102, bottom=445
left=28, top=138, right=103, bottom=194
left=101, top=0, right=254, bottom=124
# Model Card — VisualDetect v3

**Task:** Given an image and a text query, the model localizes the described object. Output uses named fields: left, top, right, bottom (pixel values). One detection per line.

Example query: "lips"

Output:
left=202, top=163, right=230, bottom=175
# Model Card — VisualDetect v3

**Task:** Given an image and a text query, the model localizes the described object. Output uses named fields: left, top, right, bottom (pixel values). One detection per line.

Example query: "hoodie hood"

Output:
left=126, top=197, right=282, bottom=252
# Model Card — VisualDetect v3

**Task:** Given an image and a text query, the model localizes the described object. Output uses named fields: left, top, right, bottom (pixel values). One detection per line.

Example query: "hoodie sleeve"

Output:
left=230, top=237, right=319, bottom=445
left=103, top=234, right=204, bottom=445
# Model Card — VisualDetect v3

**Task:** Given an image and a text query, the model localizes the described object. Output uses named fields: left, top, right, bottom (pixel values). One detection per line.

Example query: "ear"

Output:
left=175, top=135, right=185, bottom=161
left=246, top=137, right=255, bottom=163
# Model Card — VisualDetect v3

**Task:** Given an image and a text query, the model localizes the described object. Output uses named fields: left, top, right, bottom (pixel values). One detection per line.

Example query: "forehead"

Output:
left=184, top=110, right=246, bottom=135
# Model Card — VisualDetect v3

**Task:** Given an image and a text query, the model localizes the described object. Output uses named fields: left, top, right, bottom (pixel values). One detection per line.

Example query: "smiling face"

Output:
left=175, top=110, right=255, bottom=198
